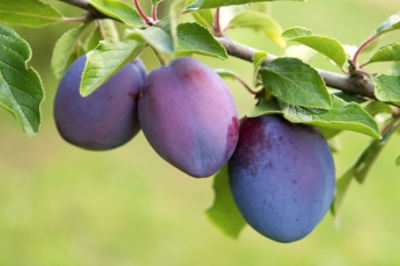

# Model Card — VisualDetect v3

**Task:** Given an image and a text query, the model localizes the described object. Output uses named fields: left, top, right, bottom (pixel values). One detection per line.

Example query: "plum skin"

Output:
left=229, top=115, right=336, bottom=242
left=54, top=55, right=146, bottom=150
left=138, top=56, right=239, bottom=178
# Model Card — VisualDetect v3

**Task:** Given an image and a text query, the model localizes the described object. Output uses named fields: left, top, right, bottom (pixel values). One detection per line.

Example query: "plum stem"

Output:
left=151, top=47, right=168, bottom=66
left=134, top=0, right=153, bottom=25
left=351, top=34, right=379, bottom=76
left=234, top=74, right=258, bottom=95
left=96, top=20, right=107, bottom=39
left=59, top=0, right=385, bottom=101
left=213, top=8, right=223, bottom=36
left=63, top=16, right=87, bottom=23
left=152, top=2, right=159, bottom=22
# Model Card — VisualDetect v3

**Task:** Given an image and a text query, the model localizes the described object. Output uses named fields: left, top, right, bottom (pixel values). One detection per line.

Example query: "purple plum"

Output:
left=138, top=57, right=239, bottom=177
left=229, top=115, right=336, bottom=242
left=54, top=55, right=146, bottom=150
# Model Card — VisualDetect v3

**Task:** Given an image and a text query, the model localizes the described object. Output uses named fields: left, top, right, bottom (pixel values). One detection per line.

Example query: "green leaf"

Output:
left=177, top=22, right=228, bottom=59
left=126, top=19, right=174, bottom=54
left=100, top=19, right=120, bottom=41
left=80, top=39, right=145, bottom=97
left=247, top=98, right=281, bottom=117
left=215, top=68, right=237, bottom=79
left=170, top=0, right=188, bottom=46
left=253, top=51, right=268, bottom=86
left=331, top=168, right=354, bottom=216
left=282, top=27, right=347, bottom=67
left=247, top=96, right=380, bottom=139
left=282, top=27, right=312, bottom=38
left=89, top=0, right=144, bottom=26
left=260, top=57, right=332, bottom=109
left=331, top=124, right=398, bottom=217
left=206, top=165, right=247, bottom=238
left=52, top=24, right=86, bottom=80
left=283, top=45, right=316, bottom=63
left=376, top=13, right=400, bottom=35
left=227, top=11, right=285, bottom=47
left=391, top=61, right=400, bottom=76
left=85, top=26, right=103, bottom=51
left=364, top=100, right=393, bottom=117
left=396, top=155, right=400, bottom=166
left=0, top=24, right=44, bottom=136
left=372, top=74, right=400, bottom=105
left=333, top=92, right=367, bottom=104
left=198, top=0, right=305, bottom=9
left=0, top=0, right=63, bottom=27
left=282, top=96, right=381, bottom=139
left=367, top=43, right=400, bottom=64
left=191, top=9, right=214, bottom=28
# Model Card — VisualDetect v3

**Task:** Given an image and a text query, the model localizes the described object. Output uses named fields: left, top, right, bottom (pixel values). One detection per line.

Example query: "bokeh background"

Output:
left=1, top=0, right=400, bottom=265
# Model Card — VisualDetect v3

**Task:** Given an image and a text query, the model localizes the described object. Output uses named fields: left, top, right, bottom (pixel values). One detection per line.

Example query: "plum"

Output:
left=229, top=115, right=336, bottom=242
left=54, top=55, right=146, bottom=150
left=138, top=56, right=239, bottom=177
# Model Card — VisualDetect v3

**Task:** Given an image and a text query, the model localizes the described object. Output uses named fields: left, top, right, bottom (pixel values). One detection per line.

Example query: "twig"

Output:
left=152, top=2, right=159, bottom=22
left=151, top=47, right=168, bottom=66
left=134, top=0, right=153, bottom=25
left=59, top=0, right=378, bottom=99
left=213, top=8, right=223, bottom=36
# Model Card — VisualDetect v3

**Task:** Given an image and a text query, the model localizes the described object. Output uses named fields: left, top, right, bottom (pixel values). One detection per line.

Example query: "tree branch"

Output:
left=59, top=0, right=106, bottom=18
left=59, top=0, right=376, bottom=99
left=217, top=36, right=375, bottom=98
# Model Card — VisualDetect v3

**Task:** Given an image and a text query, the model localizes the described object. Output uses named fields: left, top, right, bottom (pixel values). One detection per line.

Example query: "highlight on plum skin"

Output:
left=138, top=56, right=239, bottom=178
left=54, top=55, right=146, bottom=150
left=229, top=115, right=336, bottom=243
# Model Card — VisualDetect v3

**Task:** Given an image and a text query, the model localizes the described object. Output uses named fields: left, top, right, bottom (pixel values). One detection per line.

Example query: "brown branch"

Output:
left=59, top=0, right=106, bottom=18
left=59, top=0, right=376, bottom=99
left=217, top=36, right=375, bottom=99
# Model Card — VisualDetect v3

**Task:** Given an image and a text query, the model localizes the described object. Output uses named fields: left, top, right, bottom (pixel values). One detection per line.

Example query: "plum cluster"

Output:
left=54, top=56, right=336, bottom=242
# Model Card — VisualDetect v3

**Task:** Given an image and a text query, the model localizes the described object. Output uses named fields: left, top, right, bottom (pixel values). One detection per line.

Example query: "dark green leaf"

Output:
left=282, top=27, right=347, bottom=67
left=0, top=0, right=63, bottom=27
left=247, top=98, right=281, bottom=117
left=80, top=39, right=145, bottom=97
left=0, top=24, right=44, bottom=136
left=89, top=0, right=144, bottom=26
left=333, top=92, right=367, bottom=104
left=372, top=74, right=400, bottom=105
left=177, top=22, right=228, bottom=59
left=260, top=57, right=332, bottom=109
left=282, top=96, right=381, bottom=139
left=52, top=24, right=86, bottom=79
left=206, top=165, right=247, bottom=238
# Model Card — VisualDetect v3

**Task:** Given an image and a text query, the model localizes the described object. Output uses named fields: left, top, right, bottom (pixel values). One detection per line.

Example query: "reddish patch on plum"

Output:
left=180, top=68, right=206, bottom=82
left=127, top=92, right=138, bottom=101
left=224, top=117, right=239, bottom=160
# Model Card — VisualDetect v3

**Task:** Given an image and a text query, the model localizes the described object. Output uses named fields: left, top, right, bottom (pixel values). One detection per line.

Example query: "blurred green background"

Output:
left=1, top=0, right=400, bottom=265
